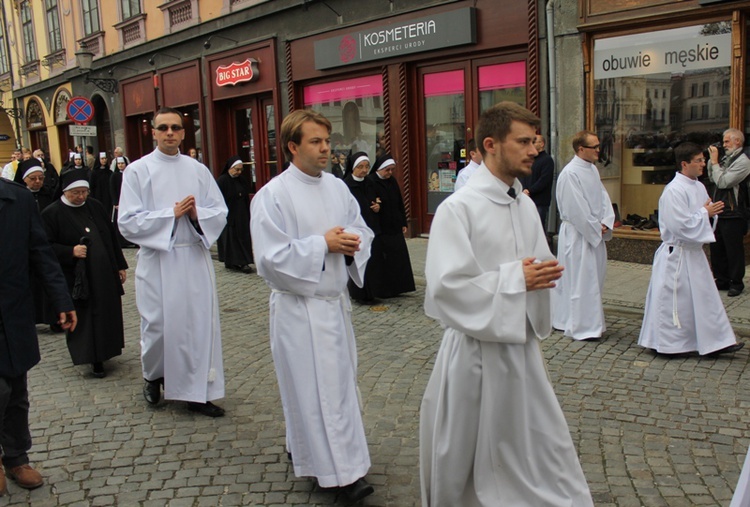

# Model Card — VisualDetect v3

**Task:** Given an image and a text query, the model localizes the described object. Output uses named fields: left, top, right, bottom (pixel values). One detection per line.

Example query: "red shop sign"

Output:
left=216, top=58, right=259, bottom=87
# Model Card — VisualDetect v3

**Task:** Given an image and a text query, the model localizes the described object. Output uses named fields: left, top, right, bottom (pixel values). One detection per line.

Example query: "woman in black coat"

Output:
left=42, top=169, right=128, bottom=378
left=90, top=152, right=113, bottom=216
left=110, top=157, right=136, bottom=248
left=343, top=152, right=384, bottom=302
left=367, top=153, right=415, bottom=297
left=216, top=157, right=254, bottom=273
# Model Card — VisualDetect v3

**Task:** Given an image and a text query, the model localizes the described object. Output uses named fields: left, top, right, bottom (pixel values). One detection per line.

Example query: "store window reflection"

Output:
left=304, top=75, right=384, bottom=165
left=594, top=24, right=731, bottom=220
left=478, top=61, right=526, bottom=114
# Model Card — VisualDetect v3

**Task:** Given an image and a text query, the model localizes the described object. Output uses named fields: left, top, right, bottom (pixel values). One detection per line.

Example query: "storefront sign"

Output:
left=314, top=7, right=476, bottom=70
left=594, top=31, right=731, bottom=79
left=216, top=59, right=259, bottom=87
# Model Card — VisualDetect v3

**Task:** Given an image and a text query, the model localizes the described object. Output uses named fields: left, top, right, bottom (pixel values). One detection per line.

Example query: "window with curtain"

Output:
left=81, top=0, right=101, bottom=35
left=121, top=0, right=141, bottom=20
left=20, top=1, right=37, bottom=62
left=46, top=0, right=62, bottom=53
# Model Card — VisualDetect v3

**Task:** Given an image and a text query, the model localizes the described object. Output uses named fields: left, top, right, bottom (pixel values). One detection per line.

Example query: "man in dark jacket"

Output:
left=0, top=179, right=77, bottom=496
left=520, top=134, right=555, bottom=230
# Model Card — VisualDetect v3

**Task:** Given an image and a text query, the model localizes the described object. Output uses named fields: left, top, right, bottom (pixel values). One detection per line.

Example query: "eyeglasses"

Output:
left=154, top=124, right=184, bottom=132
left=582, top=144, right=600, bottom=150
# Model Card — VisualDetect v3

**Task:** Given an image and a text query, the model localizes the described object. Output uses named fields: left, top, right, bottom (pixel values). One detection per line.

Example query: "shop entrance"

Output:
left=417, top=58, right=527, bottom=231
left=229, top=94, right=277, bottom=196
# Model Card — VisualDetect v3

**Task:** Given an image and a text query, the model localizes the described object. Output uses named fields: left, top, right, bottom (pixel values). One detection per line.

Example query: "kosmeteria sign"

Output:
left=594, top=30, right=730, bottom=79
left=314, top=7, right=476, bottom=70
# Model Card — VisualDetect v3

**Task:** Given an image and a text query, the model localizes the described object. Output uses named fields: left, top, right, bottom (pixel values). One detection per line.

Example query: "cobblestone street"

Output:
left=3, top=238, right=750, bottom=506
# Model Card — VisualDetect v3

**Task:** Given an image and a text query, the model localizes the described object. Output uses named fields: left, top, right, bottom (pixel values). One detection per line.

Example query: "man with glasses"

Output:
left=118, top=107, right=229, bottom=417
left=638, top=142, right=744, bottom=358
left=707, top=128, right=750, bottom=297
left=552, top=130, right=615, bottom=341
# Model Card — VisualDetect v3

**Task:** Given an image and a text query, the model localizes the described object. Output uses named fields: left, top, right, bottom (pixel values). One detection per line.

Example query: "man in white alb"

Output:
left=251, top=109, right=375, bottom=503
left=420, top=101, right=593, bottom=506
left=552, top=130, right=615, bottom=341
left=117, top=107, right=228, bottom=417
left=638, top=141, right=744, bottom=357
left=453, top=138, right=482, bottom=191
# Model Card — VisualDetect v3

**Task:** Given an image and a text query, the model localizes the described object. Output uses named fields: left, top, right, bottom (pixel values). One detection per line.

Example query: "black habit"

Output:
left=368, top=158, right=415, bottom=298
left=344, top=174, right=385, bottom=301
left=41, top=198, right=128, bottom=365
left=90, top=161, right=113, bottom=215
left=216, top=161, right=253, bottom=268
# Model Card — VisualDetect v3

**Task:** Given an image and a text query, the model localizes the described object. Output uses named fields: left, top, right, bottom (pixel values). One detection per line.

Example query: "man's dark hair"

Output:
left=467, top=138, right=477, bottom=153
left=674, top=142, right=703, bottom=168
left=154, top=107, right=184, bottom=124
left=475, top=102, right=540, bottom=157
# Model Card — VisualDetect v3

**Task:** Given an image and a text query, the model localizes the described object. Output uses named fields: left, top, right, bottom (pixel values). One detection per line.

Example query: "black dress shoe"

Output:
left=143, top=378, right=162, bottom=405
left=187, top=401, right=225, bottom=417
left=91, top=362, right=106, bottom=378
left=705, top=342, right=745, bottom=357
left=728, top=287, right=743, bottom=297
left=342, top=478, right=374, bottom=503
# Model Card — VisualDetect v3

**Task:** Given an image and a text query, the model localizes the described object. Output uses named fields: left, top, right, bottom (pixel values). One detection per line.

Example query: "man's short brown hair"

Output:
left=571, top=130, right=597, bottom=153
left=475, top=102, right=540, bottom=157
left=280, top=109, right=332, bottom=161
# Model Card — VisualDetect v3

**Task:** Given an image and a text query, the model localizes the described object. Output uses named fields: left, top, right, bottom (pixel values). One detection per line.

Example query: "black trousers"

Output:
left=0, top=372, right=31, bottom=468
left=710, top=217, right=747, bottom=290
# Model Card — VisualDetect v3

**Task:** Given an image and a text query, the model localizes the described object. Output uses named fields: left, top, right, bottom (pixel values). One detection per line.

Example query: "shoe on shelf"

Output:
left=342, top=477, right=374, bottom=503
left=5, top=464, right=43, bottom=490
left=728, top=287, right=743, bottom=297
left=91, top=362, right=106, bottom=378
left=143, top=378, right=163, bottom=405
left=187, top=401, right=225, bottom=417
left=705, top=342, right=745, bottom=357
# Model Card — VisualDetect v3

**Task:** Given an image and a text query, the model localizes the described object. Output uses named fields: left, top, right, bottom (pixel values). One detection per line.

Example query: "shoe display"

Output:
left=705, top=342, right=745, bottom=357
left=728, top=287, right=743, bottom=297
left=91, top=362, right=106, bottom=378
left=143, top=378, right=162, bottom=405
left=5, top=464, right=43, bottom=490
left=342, top=477, right=374, bottom=503
left=187, top=401, right=225, bottom=417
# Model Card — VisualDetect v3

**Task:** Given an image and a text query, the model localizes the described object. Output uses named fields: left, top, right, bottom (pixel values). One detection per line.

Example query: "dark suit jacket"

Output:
left=521, top=150, right=554, bottom=207
left=0, top=180, right=73, bottom=377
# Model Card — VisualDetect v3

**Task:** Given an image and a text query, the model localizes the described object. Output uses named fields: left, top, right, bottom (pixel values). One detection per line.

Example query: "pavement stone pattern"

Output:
left=2, top=238, right=750, bottom=506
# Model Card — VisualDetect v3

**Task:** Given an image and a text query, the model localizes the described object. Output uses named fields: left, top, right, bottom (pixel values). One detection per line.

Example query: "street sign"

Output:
left=66, top=96, right=95, bottom=125
left=69, top=125, right=97, bottom=137
left=0, top=134, right=10, bottom=141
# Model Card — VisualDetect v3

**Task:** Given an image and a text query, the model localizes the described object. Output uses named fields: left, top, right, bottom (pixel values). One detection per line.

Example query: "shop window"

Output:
left=304, top=74, right=384, bottom=164
left=478, top=61, right=526, bottom=114
left=594, top=24, right=731, bottom=220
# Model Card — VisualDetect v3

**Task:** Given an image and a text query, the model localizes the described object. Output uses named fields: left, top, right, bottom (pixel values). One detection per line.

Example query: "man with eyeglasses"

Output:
left=118, top=107, right=229, bottom=417
left=638, top=142, right=744, bottom=358
left=552, top=130, right=615, bottom=341
left=707, top=128, right=750, bottom=297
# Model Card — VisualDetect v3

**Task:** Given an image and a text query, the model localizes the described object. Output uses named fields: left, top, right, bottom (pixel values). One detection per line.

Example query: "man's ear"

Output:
left=288, top=141, right=298, bottom=158
left=482, top=137, right=496, bottom=157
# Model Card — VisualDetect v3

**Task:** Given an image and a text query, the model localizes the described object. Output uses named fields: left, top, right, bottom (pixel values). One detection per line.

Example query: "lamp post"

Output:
left=75, top=47, right=119, bottom=94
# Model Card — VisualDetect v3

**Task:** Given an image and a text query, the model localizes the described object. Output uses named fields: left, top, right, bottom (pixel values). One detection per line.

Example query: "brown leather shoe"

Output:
left=5, top=464, right=43, bottom=489
left=0, top=466, right=7, bottom=496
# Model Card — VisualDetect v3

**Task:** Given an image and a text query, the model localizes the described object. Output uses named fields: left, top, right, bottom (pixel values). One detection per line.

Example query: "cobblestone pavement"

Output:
left=2, top=239, right=750, bottom=506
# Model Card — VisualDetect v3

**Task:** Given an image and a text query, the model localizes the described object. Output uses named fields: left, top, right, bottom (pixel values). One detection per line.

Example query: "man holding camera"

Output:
left=707, top=128, right=750, bottom=297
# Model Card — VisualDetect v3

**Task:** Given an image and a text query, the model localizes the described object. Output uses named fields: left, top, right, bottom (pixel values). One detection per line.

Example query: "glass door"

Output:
left=231, top=94, right=277, bottom=196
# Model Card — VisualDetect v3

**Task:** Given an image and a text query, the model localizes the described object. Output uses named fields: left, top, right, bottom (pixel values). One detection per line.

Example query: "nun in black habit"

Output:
left=343, top=152, right=385, bottom=303
left=41, top=169, right=128, bottom=378
left=216, top=157, right=254, bottom=273
left=90, top=151, right=113, bottom=215
left=367, top=153, right=416, bottom=298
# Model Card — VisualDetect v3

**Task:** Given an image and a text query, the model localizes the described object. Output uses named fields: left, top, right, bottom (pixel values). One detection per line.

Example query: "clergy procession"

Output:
left=3, top=101, right=750, bottom=506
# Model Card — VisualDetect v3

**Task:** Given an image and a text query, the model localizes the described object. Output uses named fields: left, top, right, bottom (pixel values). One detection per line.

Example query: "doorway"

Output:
left=228, top=94, right=276, bottom=196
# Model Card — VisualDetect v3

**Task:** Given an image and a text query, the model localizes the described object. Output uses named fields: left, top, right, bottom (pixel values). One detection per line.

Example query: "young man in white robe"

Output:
left=118, top=107, right=228, bottom=418
left=552, top=130, right=615, bottom=341
left=250, top=109, right=375, bottom=503
left=453, top=138, right=482, bottom=191
left=638, top=142, right=744, bottom=357
left=421, top=101, right=593, bottom=507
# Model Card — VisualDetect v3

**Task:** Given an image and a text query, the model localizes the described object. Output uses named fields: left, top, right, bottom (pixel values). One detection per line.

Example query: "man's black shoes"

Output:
left=341, top=478, right=374, bottom=503
left=728, top=287, right=743, bottom=297
left=143, top=378, right=163, bottom=405
left=188, top=401, right=225, bottom=417
left=705, top=342, right=745, bottom=357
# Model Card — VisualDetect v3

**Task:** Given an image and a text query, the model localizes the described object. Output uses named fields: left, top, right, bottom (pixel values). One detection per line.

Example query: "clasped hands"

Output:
left=523, top=257, right=564, bottom=291
left=174, top=195, right=198, bottom=221
left=325, top=226, right=361, bottom=256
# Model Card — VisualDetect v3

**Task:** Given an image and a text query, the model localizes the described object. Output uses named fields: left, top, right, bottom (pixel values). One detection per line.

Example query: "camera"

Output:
left=704, top=142, right=724, bottom=163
